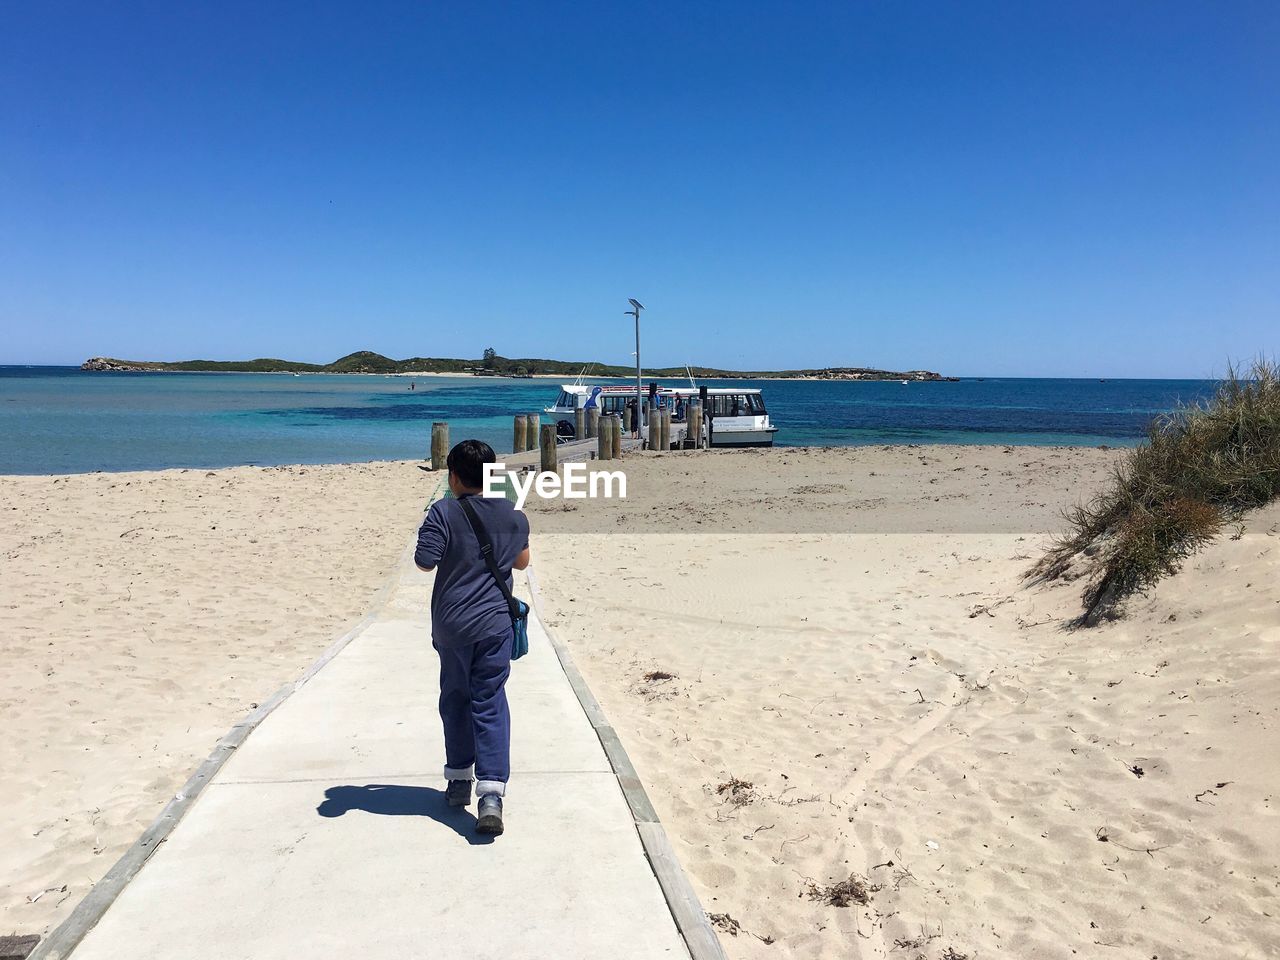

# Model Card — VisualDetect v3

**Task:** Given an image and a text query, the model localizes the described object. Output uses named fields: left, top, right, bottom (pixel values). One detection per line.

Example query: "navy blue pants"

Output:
left=434, top=631, right=511, bottom=795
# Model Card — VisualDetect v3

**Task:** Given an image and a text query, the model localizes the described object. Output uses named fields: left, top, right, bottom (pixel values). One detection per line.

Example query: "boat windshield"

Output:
left=707, top=393, right=766, bottom=417
left=555, top=390, right=575, bottom=408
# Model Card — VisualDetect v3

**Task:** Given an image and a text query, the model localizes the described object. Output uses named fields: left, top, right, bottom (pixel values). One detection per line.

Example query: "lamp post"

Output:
left=626, top=299, right=644, bottom=439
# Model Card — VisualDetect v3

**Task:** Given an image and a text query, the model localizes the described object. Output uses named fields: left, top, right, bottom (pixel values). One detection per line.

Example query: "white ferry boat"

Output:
left=545, top=383, right=778, bottom=447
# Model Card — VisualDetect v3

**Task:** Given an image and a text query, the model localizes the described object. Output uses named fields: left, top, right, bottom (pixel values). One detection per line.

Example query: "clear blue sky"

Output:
left=2, top=2, right=1276, bottom=377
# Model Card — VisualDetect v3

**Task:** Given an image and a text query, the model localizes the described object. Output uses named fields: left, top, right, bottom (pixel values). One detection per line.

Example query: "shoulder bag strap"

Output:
left=457, top=497, right=522, bottom=621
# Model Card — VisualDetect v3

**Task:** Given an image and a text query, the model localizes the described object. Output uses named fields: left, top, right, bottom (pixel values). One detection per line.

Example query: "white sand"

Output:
left=0, top=462, right=432, bottom=939
left=527, top=446, right=1280, bottom=958
left=4, top=446, right=1276, bottom=958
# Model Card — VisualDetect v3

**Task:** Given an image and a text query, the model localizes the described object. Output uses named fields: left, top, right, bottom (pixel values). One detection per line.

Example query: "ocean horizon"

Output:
left=1, top=365, right=1216, bottom=475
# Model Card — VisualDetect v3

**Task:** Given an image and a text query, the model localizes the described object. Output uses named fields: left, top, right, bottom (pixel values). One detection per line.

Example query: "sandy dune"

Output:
left=0, top=462, right=432, bottom=939
left=527, top=447, right=1280, bottom=959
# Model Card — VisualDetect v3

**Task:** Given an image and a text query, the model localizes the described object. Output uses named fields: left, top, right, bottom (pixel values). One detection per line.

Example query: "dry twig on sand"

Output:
left=715, top=777, right=758, bottom=807
left=804, top=874, right=880, bottom=907
left=707, top=912, right=775, bottom=944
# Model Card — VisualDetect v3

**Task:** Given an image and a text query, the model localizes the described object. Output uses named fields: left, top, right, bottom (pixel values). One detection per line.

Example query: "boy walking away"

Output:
left=415, top=440, right=530, bottom=836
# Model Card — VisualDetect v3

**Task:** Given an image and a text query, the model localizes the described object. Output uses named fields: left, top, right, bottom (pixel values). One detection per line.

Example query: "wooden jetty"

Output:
left=427, top=410, right=702, bottom=475
left=498, top=434, right=642, bottom=470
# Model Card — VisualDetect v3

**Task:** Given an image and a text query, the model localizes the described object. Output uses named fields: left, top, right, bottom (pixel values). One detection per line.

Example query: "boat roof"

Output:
left=560, top=383, right=762, bottom=395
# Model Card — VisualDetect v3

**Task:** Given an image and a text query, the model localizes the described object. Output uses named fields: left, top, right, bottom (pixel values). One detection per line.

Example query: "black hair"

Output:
left=446, top=439, right=495, bottom=489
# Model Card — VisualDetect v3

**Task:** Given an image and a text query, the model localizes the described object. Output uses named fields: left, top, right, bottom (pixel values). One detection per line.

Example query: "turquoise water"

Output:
left=0, top=367, right=1215, bottom=475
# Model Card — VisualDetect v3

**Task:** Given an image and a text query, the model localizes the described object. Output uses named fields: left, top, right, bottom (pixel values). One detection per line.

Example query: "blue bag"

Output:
left=511, top=599, right=529, bottom=660
left=458, top=498, right=530, bottom=661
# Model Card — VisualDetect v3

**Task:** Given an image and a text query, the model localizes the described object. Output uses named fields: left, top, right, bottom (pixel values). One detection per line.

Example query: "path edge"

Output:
left=28, top=479, right=445, bottom=960
left=525, top=567, right=728, bottom=960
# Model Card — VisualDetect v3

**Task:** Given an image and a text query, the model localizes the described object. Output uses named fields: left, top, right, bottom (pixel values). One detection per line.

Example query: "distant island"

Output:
left=81, top=350, right=954, bottom=381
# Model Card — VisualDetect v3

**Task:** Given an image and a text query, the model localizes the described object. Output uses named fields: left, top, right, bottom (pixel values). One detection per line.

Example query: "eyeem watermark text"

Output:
left=482, top=462, right=627, bottom=510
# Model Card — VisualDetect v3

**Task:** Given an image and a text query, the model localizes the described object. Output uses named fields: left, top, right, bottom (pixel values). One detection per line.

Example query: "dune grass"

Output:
left=1035, top=358, right=1280, bottom=624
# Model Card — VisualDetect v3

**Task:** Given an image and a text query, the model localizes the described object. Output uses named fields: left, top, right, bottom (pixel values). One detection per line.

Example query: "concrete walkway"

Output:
left=56, top=543, right=697, bottom=959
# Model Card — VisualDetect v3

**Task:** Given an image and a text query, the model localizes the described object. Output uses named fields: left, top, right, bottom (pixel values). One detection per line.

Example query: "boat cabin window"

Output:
left=555, top=390, right=576, bottom=409
left=708, top=393, right=765, bottom=417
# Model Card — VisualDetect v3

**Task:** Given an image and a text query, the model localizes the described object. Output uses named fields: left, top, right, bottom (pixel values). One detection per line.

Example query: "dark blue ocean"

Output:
left=0, top=366, right=1215, bottom=475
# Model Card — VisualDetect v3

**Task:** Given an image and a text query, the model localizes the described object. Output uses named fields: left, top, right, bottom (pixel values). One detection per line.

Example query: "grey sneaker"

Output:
left=445, top=779, right=472, bottom=808
left=476, top=794, right=504, bottom=835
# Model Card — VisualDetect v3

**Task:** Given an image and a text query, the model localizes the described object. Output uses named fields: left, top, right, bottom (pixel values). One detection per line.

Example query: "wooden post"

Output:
left=660, top=408, right=672, bottom=451
left=691, top=403, right=703, bottom=449
left=540, top=423, right=557, bottom=473
left=526, top=413, right=539, bottom=445
left=574, top=407, right=586, bottom=441
left=647, top=401, right=658, bottom=450
left=513, top=415, right=527, bottom=453
left=587, top=406, right=600, bottom=439
left=599, top=414, right=614, bottom=460
left=610, top=414, right=622, bottom=459
left=699, top=386, right=711, bottom=449
left=431, top=422, right=449, bottom=471
left=597, top=415, right=611, bottom=460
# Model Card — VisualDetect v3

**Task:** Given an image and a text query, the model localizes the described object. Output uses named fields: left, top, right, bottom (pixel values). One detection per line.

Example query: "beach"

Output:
left=525, top=447, right=1280, bottom=958
left=0, top=462, right=433, bottom=937
left=3, top=447, right=1277, bottom=957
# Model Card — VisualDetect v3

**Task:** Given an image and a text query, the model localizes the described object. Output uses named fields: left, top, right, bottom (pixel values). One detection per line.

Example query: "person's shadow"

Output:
left=316, top=784, right=494, bottom=846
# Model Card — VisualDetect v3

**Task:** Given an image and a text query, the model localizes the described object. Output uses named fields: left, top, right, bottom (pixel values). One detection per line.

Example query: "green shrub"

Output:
left=1035, top=358, right=1280, bottom=624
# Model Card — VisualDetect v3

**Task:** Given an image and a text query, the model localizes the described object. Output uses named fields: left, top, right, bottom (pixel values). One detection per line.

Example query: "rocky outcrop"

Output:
left=811, top=368, right=955, bottom=382
left=81, top=357, right=149, bottom=372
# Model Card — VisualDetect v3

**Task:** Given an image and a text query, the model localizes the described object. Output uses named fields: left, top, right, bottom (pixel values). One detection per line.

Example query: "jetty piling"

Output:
left=609, top=415, right=622, bottom=459
left=526, top=413, right=540, bottom=446
left=431, top=422, right=449, bottom=470
left=689, top=402, right=703, bottom=449
left=587, top=407, right=599, bottom=439
left=574, top=407, right=586, bottom=441
left=647, top=400, right=658, bottom=450
left=539, top=424, right=558, bottom=473
left=513, top=415, right=528, bottom=453
left=699, top=385, right=711, bottom=449
left=597, top=418, right=612, bottom=461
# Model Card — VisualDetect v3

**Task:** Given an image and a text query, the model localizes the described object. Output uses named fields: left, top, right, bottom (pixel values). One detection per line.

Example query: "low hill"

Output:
left=81, top=357, right=326, bottom=373
left=81, top=353, right=951, bottom=381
